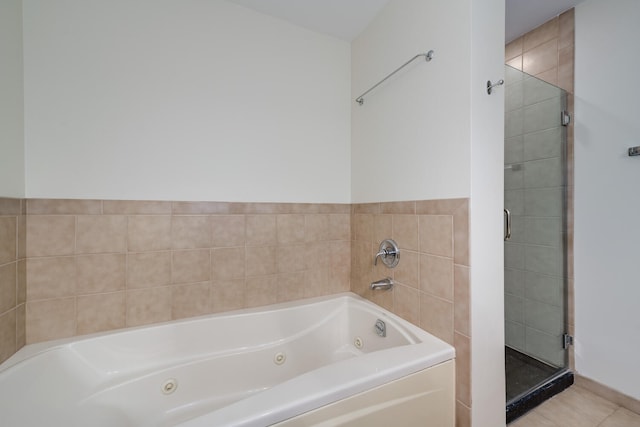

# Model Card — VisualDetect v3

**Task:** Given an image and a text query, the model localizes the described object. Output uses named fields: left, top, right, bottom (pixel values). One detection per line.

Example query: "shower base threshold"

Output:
left=506, top=348, right=574, bottom=424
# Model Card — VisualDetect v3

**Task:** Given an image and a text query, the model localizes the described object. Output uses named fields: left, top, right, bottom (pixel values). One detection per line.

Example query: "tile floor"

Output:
left=510, top=385, right=640, bottom=427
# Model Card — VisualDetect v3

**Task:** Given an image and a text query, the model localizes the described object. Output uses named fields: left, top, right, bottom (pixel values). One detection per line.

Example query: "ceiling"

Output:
left=229, top=0, right=585, bottom=43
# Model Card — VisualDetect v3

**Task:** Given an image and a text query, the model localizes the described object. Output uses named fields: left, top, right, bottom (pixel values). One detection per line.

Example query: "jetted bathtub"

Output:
left=0, top=292, right=455, bottom=426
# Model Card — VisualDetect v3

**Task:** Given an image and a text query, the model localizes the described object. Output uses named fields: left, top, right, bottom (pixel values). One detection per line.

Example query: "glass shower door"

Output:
left=503, top=64, right=569, bottom=403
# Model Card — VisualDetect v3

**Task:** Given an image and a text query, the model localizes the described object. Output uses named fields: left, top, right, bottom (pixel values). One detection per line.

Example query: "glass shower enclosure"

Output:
left=503, top=64, right=570, bottom=409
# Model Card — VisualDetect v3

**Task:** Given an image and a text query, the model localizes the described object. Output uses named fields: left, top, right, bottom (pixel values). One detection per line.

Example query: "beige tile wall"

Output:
left=0, top=198, right=26, bottom=364
left=505, top=9, right=575, bottom=369
left=3, top=195, right=470, bottom=425
left=350, top=198, right=471, bottom=427
left=23, top=199, right=351, bottom=343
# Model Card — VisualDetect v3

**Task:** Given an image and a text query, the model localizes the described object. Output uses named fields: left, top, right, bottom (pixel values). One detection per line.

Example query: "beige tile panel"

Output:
left=277, top=215, right=305, bottom=244
left=211, top=247, right=245, bottom=280
left=380, top=201, right=416, bottom=215
left=351, top=203, right=380, bottom=214
left=303, top=269, right=329, bottom=298
left=419, top=293, right=454, bottom=345
left=454, top=332, right=471, bottom=407
left=392, top=215, right=418, bottom=251
left=26, top=297, right=76, bottom=343
left=17, top=260, right=26, bottom=305
left=523, top=17, right=558, bottom=51
left=277, top=272, right=306, bottom=303
left=172, top=216, right=211, bottom=249
left=76, top=253, right=125, bottom=294
left=327, top=214, right=350, bottom=241
left=0, top=263, right=16, bottom=314
left=103, top=200, right=172, bottom=215
left=415, top=198, right=467, bottom=215
left=16, top=303, right=25, bottom=349
left=0, top=216, right=17, bottom=264
left=558, top=45, right=574, bottom=94
left=393, top=250, right=418, bottom=289
left=523, top=39, right=558, bottom=76
left=305, top=214, right=329, bottom=243
left=26, top=257, right=76, bottom=300
left=393, top=284, right=419, bottom=326
left=373, top=215, right=392, bottom=245
left=172, top=282, right=211, bottom=319
left=127, top=252, right=172, bottom=289
left=246, top=275, right=278, bottom=308
left=17, top=215, right=26, bottom=259
left=0, top=198, right=22, bottom=215
left=172, top=249, right=211, bottom=285
left=0, top=309, right=16, bottom=364
left=558, top=9, right=575, bottom=51
left=76, top=292, right=125, bottom=334
left=210, top=280, right=245, bottom=313
left=419, top=215, right=453, bottom=257
left=506, top=37, right=523, bottom=61
left=420, top=254, right=454, bottom=301
left=245, top=246, right=277, bottom=277
left=454, top=264, right=471, bottom=336
left=26, top=199, right=102, bottom=215
left=535, top=68, right=559, bottom=87
left=276, top=244, right=306, bottom=274
left=456, top=401, right=471, bottom=427
left=507, top=55, right=523, bottom=71
left=453, top=205, right=470, bottom=267
left=76, top=215, right=127, bottom=254
left=125, top=287, right=172, bottom=327
left=328, top=262, right=350, bottom=294
left=353, top=214, right=373, bottom=243
left=127, top=216, right=172, bottom=252
left=211, top=215, right=245, bottom=247
left=246, top=215, right=276, bottom=246
left=171, top=201, right=232, bottom=215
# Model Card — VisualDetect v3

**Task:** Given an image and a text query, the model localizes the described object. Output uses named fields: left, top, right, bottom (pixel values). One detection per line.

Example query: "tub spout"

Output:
left=370, top=277, right=394, bottom=291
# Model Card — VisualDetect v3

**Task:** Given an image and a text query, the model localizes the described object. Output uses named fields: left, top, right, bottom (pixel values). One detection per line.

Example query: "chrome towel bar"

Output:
left=355, top=50, right=434, bottom=105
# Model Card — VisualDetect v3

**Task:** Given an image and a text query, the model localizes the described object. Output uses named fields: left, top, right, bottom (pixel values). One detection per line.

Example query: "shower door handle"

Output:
left=504, top=208, right=512, bottom=241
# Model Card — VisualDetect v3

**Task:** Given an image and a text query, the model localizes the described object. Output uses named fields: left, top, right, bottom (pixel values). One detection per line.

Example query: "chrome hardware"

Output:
left=370, top=277, right=394, bottom=291
left=374, top=239, right=400, bottom=268
left=629, top=146, right=640, bottom=156
left=562, top=333, right=574, bottom=349
left=561, top=110, right=571, bottom=126
left=355, top=50, right=434, bottom=105
left=504, top=208, right=512, bottom=241
left=374, top=319, right=387, bottom=337
left=487, top=79, right=504, bottom=95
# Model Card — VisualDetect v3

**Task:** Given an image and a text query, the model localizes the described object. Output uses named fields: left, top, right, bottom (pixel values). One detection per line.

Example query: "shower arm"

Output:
left=355, top=50, right=434, bottom=105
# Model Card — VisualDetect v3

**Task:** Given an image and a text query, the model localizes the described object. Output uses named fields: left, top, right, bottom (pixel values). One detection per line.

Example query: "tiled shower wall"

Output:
left=0, top=198, right=26, bottom=364
left=504, top=9, right=575, bottom=368
left=351, top=199, right=471, bottom=427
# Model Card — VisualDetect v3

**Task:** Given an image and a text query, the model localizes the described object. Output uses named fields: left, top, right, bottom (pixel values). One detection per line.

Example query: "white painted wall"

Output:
left=469, top=0, right=506, bottom=424
left=0, top=0, right=25, bottom=197
left=22, top=0, right=351, bottom=203
left=351, top=0, right=471, bottom=203
left=352, top=0, right=506, bottom=424
left=574, top=0, right=640, bottom=400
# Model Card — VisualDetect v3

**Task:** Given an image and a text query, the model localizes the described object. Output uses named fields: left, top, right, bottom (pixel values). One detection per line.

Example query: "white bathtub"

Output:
left=0, top=292, right=455, bottom=426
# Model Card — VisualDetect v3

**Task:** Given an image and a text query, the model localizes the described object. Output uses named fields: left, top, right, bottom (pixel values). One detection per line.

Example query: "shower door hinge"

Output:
left=561, top=111, right=571, bottom=127
left=562, top=333, right=574, bottom=349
